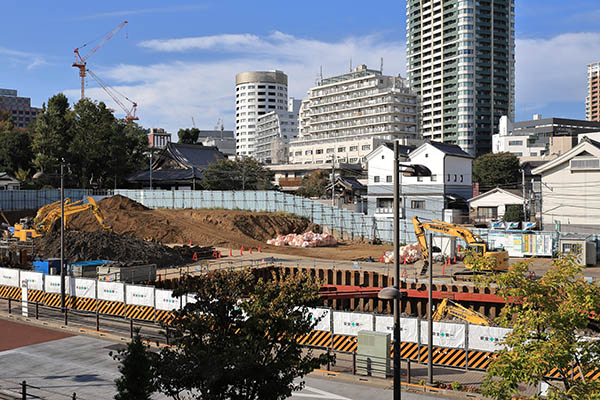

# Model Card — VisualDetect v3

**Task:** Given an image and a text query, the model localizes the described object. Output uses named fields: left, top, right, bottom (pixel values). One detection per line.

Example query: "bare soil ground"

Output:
left=66, top=196, right=392, bottom=262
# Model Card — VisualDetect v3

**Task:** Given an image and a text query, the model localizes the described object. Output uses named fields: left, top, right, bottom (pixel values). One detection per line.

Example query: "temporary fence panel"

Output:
left=98, top=281, right=125, bottom=302
left=44, top=275, right=63, bottom=294
left=20, top=271, right=44, bottom=291
left=125, top=285, right=155, bottom=307
left=308, top=307, right=331, bottom=332
left=420, top=321, right=466, bottom=349
left=186, top=294, right=197, bottom=304
left=155, top=289, right=182, bottom=311
left=375, top=316, right=419, bottom=344
left=468, top=325, right=512, bottom=352
left=0, top=267, right=19, bottom=287
left=72, top=278, right=97, bottom=299
left=332, top=311, right=374, bottom=336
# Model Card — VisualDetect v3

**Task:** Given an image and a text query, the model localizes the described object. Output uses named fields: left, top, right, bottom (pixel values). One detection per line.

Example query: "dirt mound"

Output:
left=97, top=195, right=149, bottom=211
left=33, top=230, right=185, bottom=265
left=67, top=196, right=320, bottom=248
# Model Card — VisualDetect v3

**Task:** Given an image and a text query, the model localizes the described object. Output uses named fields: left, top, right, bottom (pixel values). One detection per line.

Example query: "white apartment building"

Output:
left=235, top=70, right=289, bottom=156
left=288, top=64, right=420, bottom=165
left=254, top=98, right=301, bottom=164
left=587, top=62, right=600, bottom=122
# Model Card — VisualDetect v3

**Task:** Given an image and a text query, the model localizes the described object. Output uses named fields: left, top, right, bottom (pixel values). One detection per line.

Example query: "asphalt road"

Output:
left=0, top=323, right=448, bottom=400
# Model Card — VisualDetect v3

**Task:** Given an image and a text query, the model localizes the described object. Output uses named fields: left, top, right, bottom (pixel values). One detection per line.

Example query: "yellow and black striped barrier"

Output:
left=332, top=334, right=357, bottom=353
left=0, top=285, right=21, bottom=300
left=466, top=350, right=495, bottom=370
left=394, top=342, right=420, bottom=361
left=97, top=300, right=125, bottom=317
left=155, top=310, right=175, bottom=324
left=71, top=297, right=97, bottom=312
left=419, top=346, right=467, bottom=368
left=125, top=304, right=155, bottom=321
left=297, top=330, right=332, bottom=348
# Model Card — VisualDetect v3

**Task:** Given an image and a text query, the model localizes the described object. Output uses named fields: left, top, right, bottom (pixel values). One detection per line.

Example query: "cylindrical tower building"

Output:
left=235, top=70, right=288, bottom=156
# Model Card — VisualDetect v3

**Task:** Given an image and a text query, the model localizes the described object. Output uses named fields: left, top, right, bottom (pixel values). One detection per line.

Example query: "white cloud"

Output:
left=516, top=32, right=600, bottom=107
left=65, top=32, right=406, bottom=135
left=0, top=46, right=48, bottom=70
left=63, top=30, right=600, bottom=136
left=74, top=4, right=209, bottom=20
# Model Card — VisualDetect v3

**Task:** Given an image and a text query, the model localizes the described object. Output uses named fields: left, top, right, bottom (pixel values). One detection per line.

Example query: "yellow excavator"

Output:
left=13, top=197, right=111, bottom=241
left=433, top=298, right=494, bottom=326
left=412, top=216, right=509, bottom=279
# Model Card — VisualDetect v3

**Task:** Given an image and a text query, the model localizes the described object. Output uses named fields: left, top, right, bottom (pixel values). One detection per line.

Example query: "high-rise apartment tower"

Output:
left=235, top=70, right=288, bottom=156
left=587, top=62, right=600, bottom=122
left=406, top=0, right=515, bottom=155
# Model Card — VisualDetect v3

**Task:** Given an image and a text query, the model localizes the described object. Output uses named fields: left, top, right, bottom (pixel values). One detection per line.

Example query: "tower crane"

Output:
left=72, top=21, right=128, bottom=100
left=86, top=69, right=138, bottom=122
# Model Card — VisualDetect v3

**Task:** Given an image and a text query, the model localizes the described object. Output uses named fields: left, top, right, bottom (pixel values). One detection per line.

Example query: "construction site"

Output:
left=0, top=193, right=586, bottom=323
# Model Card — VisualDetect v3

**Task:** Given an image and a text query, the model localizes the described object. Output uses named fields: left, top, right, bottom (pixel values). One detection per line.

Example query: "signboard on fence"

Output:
left=98, top=281, right=125, bottom=302
left=44, top=275, right=62, bottom=294
left=155, top=289, right=181, bottom=311
left=186, top=294, right=197, bottom=304
left=0, top=267, right=19, bottom=287
left=72, top=278, right=96, bottom=299
left=468, top=325, right=511, bottom=352
left=20, top=271, right=43, bottom=291
left=375, top=316, right=419, bottom=343
left=332, top=311, right=373, bottom=336
left=420, top=321, right=466, bottom=348
left=308, top=307, right=330, bottom=332
left=125, top=285, right=155, bottom=307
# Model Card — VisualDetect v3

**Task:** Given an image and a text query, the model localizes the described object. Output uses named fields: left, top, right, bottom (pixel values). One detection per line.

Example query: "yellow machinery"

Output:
left=412, top=216, right=509, bottom=278
left=433, top=298, right=494, bottom=326
left=13, top=197, right=111, bottom=241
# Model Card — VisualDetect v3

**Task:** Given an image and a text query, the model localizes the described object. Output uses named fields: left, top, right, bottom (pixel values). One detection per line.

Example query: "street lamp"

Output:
left=378, top=286, right=406, bottom=400
left=385, top=141, right=432, bottom=399
left=33, top=160, right=66, bottom=311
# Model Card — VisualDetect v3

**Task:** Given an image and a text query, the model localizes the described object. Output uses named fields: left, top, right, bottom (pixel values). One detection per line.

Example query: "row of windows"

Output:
left=236, top=84, right=286, bottom=91
left=298, top=144, right=371, bottom=156
left=372, top=174, right=465, bottom=183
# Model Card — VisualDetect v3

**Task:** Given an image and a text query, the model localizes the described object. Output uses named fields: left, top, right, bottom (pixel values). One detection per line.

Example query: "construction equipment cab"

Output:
left=412, top=216, right=509, bottom=278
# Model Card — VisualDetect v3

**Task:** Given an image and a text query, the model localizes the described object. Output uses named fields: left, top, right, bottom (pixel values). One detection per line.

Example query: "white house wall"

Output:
left=540, top=162, right=600, bottom=228
left=470, top=191, right=523, bottom=218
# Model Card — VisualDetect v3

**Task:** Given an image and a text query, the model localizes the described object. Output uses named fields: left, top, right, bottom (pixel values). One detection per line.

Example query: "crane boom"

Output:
left=86, top=69, right=138, bottom=122
left=72, top=21, right=128, bottom=100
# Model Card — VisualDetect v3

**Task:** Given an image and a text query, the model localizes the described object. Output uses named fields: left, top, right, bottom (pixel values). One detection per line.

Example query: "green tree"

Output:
left=68, top=99, right=148, bottom=188
left=31, top=93, right=75, bottom=174
left=201, top=157, right=274, bottom=190
left=0, top=112, right=33, bottom=175
left=111, top=329, right=156, bottom=400
left=502, top=205, right=524, bottom=222
left=153, top=270, right=333, bottom=400
left=473, top=153, right=520, bottom=188
left=477, top=254, right=600, bottom=400
left=296, top=170, right=330, bottom=198
left=177, top=128, right=200, bottom=144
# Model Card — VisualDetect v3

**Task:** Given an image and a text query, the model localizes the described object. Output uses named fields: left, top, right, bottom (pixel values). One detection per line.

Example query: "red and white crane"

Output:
left=86, top=69, right=138, bottom=122
left=72, top=20, right=128, bottom=100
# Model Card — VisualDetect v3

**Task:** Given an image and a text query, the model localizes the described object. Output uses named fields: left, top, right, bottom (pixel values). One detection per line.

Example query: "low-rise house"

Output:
left=468, top=188, right=524, bottom=225
left=0, top=172, right=20, bottom=190
left=532, top=137, right=600, bottom=231
left=366, top=141, right=473, bottom=222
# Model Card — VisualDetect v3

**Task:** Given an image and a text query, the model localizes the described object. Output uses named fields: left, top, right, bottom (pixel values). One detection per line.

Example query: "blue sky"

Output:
left=2, top=1, right=600, bottom=133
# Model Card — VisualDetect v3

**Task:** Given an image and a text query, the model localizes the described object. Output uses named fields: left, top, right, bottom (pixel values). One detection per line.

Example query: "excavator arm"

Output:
left=35, top=197, right=112, bottom=233
left=433, top=298, right=494, bottom=326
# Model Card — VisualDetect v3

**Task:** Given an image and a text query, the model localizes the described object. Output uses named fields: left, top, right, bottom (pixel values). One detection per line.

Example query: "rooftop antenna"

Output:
left=380, top=57, right=384, bottom=73
left=320, top=65, right=323, bottom=81
left=350, top=57, right=353, bottom=72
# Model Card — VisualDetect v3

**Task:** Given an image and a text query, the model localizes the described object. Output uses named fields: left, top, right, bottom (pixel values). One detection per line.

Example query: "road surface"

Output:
left=0, top=320, right=448, bottom=399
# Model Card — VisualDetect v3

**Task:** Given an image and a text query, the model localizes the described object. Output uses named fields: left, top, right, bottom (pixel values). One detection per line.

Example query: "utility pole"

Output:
left=521, top=168, right=526, bottom=220
left=393, top=141, right=401, bottom=400
left=149, top=151, right=153, bottom=190
left=331, top=154, right=335, bottom=207
left=427, top=233, right=433, bottom=384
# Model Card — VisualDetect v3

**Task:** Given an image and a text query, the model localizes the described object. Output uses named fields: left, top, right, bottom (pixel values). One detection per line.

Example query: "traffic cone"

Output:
left=240, top=248, right=244, bottom=256
left=193, top=252, right=198, bottom=261
left=380, top=253, right=384, bottom=263
left=249, top=248, right=253, bottom=254
left=403, top=256, right=407, bottom=265
left=258, top=247, right=262, bottom=253
left=241, top=245, right=245, bottom=251
left=442, top=264, right=446, bottom=276
left=218, top=251, right=222, bottom=259
left=453, top=256, right=456, bottom=264
left=189, top=238, right=193, bottom=246
left=212, top=250, right=217, bottom=258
